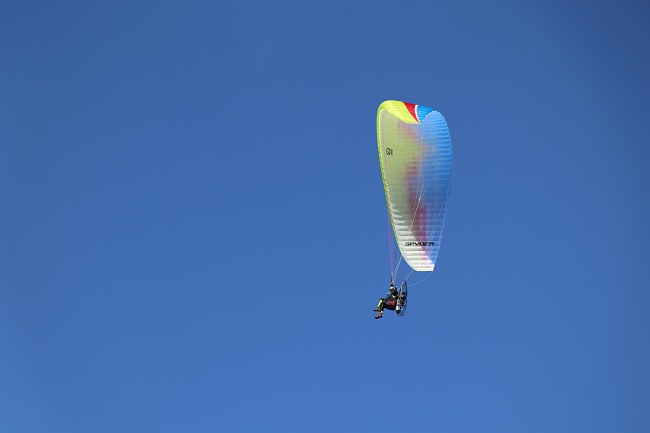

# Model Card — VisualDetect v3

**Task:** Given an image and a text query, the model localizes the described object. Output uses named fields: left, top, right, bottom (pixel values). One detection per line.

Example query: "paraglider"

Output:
left=374, top=280, right=408, bottom=319
left=373, top=100, right=452, bottom=318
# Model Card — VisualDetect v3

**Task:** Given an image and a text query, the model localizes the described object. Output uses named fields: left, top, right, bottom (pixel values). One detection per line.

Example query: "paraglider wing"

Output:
left=377, top=100, right=452, bottom=272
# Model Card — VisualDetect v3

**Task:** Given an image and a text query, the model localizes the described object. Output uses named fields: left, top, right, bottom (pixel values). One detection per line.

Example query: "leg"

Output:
left=374, top=299, right=384, bottom=319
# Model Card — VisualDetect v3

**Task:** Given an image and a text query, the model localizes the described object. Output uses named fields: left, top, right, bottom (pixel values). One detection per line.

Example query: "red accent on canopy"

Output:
left=403, top=102, right=419, bottom=123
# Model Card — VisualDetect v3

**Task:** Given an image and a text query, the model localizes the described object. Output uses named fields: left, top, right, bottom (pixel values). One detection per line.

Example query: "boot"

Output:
left=373, top=308, right=380, bottom=312
left=374, top=312, right=383, bottom=319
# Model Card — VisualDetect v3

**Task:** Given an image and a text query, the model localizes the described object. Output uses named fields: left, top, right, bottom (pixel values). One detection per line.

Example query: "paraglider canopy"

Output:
left=377, top=100, right=452, bottom=280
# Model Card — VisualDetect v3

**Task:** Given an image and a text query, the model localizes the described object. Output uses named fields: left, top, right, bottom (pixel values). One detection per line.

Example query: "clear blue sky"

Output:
left=1, top=0, right=649, bottom=432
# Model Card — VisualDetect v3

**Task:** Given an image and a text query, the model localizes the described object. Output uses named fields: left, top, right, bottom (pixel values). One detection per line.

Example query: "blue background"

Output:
left=1, top=0, right=649, bottom=432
